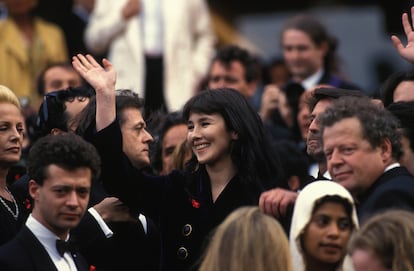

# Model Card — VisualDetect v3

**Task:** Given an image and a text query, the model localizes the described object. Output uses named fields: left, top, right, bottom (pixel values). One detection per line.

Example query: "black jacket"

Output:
left=357, top=166, right=414, bottom=223
left=89, top=121, right=265, bottom=271
left=0, top=226, right=89, bottom=271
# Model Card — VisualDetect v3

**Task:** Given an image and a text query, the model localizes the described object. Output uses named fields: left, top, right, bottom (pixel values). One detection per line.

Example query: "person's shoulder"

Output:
left=380, top=166, right=414, bottom=184
left=0, top=249, right=33, bottom=271
left=367, top=168, right=414, bottom=202
left=0, top=238, right=17, bottom=255
left=359, top=177, right=414, bottom=222
left=11, top=174, right=30, bottom=189
left=34, top=17, right=65, bottom=35
left=0, top=235, right=26, bottom=263
left=320, top=72, right=363, bottom=91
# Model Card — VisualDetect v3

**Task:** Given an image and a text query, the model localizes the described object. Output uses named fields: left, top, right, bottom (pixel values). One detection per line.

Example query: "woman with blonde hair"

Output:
left=198, top=206, right=293, bottom=271
left=0, top=85, right=20, bottom=107
left=290, top=181, right=359, bottom=271
left=0, top=85, right=29, bottom=245
left=349, top=209, right=414, bottom=271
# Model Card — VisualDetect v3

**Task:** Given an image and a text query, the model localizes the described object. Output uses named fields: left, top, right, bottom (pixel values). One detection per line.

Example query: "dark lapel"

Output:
left=19, top=226, right=90, bottom=271
left=17, top=226, right=59, bottom=271
left=71, top=252, right=89, bottom=271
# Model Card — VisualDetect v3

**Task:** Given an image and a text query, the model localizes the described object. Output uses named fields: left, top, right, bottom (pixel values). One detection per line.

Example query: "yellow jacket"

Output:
left=0, top=17, right=68, bottom=107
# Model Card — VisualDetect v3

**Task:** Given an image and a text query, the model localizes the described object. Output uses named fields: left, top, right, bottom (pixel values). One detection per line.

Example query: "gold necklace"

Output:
left=0, top=187, right=19, bottom=220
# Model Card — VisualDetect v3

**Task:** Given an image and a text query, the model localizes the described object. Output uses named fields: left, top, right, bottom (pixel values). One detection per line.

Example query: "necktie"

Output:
left=56, top=239, right=75, bottom=257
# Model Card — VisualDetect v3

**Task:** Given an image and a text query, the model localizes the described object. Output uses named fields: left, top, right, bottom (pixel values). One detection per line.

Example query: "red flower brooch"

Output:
left=23, top=198, right=32, bottom=210
left=191, top=198, right=200, bottom=209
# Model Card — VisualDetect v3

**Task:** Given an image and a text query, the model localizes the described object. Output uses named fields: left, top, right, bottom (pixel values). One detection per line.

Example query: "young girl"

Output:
left=290, top=181, right=359, bottom=271
left=72, top=54, right=286, bottom=271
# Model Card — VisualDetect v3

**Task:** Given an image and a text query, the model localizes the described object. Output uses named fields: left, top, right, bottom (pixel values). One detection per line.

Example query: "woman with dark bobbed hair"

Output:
left=72, top=54, right=286, bottom=271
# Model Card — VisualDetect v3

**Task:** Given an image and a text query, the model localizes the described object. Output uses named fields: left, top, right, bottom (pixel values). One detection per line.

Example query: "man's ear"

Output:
left=28, top=179, right=39, bottom=200
left=380, top=138, right=393, bottom=161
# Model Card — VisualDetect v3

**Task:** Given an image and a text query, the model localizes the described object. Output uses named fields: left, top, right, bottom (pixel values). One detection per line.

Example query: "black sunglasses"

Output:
left=42, top=87, right=94, bottom=122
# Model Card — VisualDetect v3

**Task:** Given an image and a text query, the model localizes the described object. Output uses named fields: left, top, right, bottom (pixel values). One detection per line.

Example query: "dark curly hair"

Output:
left=27, top=133, right=101, bottom=185
left=211, top=45, right=260, bottom=83
left=319, top=96, right=402, bottom=160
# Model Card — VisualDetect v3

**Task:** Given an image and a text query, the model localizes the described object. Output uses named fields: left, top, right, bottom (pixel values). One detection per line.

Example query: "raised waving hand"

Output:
left=391, top=6, right=414, bottom=64
left=72, top=54, right=116, bottom=131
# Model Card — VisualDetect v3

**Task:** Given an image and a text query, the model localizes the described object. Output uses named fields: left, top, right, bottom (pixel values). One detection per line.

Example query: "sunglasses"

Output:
left=42, top=87, right=94, bottom=122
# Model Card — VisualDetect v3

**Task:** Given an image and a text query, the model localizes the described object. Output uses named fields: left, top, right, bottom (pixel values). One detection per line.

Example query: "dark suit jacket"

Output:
left=318, top=70, right=362, bottom=90
left=357, top=166, right=414, bottom=223
left=12, top=175, right=161, bottom=271
left=0, top=226, right=89, bottom=271
left=72, top=182, right=161, bottom=271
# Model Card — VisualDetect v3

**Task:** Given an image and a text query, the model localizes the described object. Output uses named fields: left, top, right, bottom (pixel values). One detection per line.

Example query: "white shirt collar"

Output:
left=384, top=162, right=400, bottom=172
left=302, top=69, right=324, bottom=91
left=26, top=214, right=66, bottom=257
left=26, top=215, right=76, bottom=270
left=323, top=170, right=331, bottom=179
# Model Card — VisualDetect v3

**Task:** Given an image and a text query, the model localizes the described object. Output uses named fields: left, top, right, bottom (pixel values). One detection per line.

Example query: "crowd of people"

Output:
left=1, top=1, right=414, bottom=270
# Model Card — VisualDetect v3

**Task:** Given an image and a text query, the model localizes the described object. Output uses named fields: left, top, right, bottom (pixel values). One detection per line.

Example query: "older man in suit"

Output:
left=320, top=96, right=414, bottom=222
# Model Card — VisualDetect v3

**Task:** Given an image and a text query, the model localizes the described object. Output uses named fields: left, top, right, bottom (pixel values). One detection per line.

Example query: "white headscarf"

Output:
left=289, top=180, right=359, bottom=271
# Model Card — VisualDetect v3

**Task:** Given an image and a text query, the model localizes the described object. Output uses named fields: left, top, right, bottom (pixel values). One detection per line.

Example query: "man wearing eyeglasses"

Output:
left=12, top=83, right=161, bottom=270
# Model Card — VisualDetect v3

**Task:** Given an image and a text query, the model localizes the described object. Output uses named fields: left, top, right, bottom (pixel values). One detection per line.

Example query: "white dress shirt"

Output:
left=26, top=214, right=78, bottom=271
left=302, top=68, right=324, bottom=91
